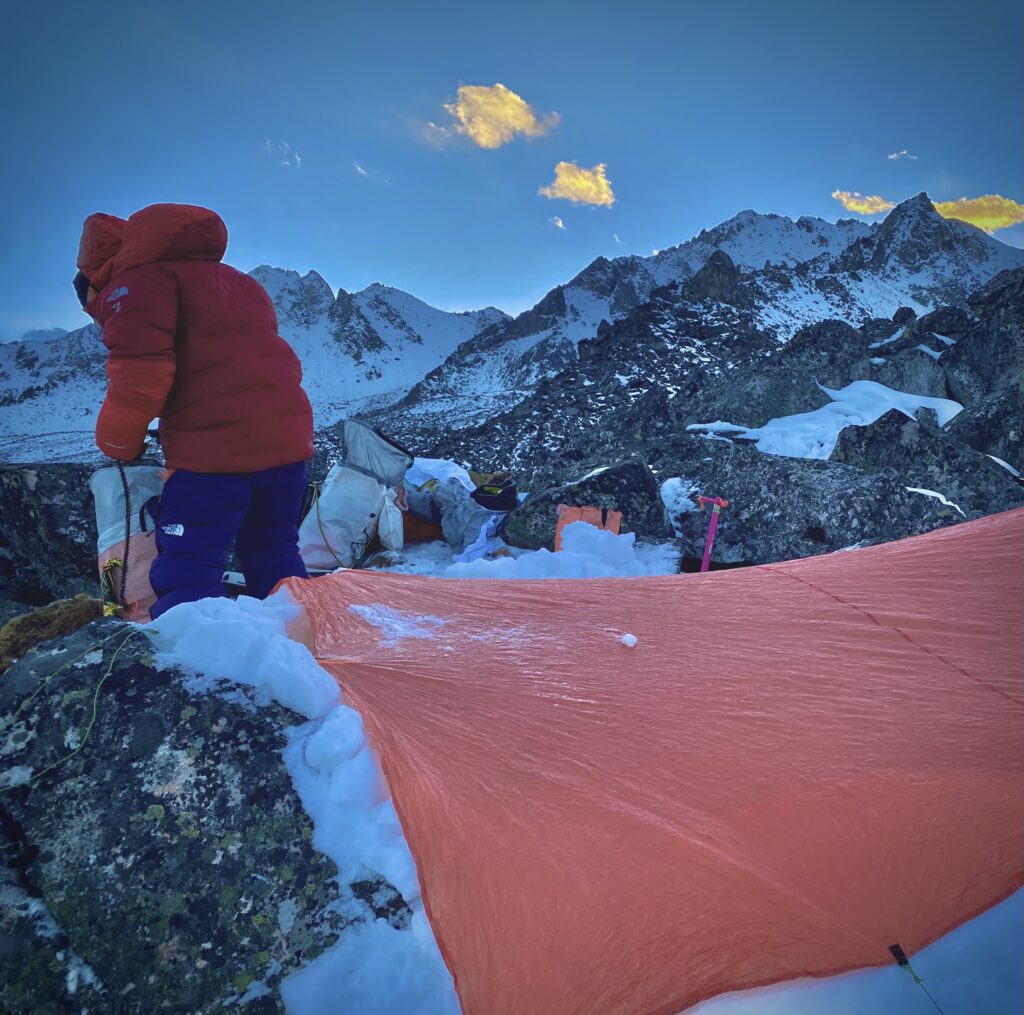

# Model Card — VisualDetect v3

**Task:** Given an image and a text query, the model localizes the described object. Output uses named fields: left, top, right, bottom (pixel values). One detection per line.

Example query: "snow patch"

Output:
left=688, top=380, right=963, bottom=460
left=987, top=455, right=1021, bottom=477
left=661, top=477, right=700, bottom=518
left=905, top=487, right=967, bottom=517
left=348, top=604, right=448, bottom=648
left=446, top=521, right=661, bottom=579
left=692, top=890, right=1023, bottom=1014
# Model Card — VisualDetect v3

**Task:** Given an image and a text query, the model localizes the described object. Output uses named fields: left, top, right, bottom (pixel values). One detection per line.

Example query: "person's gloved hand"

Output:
left=104, top=434, right=156, bottom=465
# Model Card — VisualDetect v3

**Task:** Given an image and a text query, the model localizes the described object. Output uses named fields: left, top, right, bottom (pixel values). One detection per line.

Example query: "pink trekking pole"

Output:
left=697, top=496, right=729, bottom=573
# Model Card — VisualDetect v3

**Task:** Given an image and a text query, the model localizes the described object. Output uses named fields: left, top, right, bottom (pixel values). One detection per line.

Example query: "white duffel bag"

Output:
left=298, top=420, right=413, bottom=569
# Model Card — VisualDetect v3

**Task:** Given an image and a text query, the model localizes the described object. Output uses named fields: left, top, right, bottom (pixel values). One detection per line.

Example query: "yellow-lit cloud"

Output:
left=831, top=190, right=895, bottom=215
left=540, top=162, right=615, bottom=207
left=443, top=83, right=559, bottom=149
left=933, top=195, right=1024, bottom=233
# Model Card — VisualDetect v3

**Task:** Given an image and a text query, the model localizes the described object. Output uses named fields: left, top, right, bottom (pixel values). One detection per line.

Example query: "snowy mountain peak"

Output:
left=826, top=193, right=1024, bottom=303
left=19, top=327, right=69, bottom=344
left=247, top=265, right=334, bottom=304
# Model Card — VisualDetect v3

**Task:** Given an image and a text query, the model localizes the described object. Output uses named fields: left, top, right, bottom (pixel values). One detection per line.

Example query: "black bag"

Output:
left=471, top=476, right=518, bottom=513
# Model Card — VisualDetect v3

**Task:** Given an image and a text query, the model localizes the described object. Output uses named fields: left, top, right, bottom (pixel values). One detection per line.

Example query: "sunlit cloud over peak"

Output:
left=933, top=195, right=1024, bottom=233
left=441, top=83, right=559, bottom=150
left=831, top=189, right=895, bottom=215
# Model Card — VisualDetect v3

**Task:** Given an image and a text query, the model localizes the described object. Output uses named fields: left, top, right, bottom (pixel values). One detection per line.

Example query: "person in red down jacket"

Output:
left=74, top=203, right=314, bottom=619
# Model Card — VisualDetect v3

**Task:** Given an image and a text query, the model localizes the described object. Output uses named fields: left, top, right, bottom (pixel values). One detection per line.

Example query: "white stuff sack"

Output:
left=378, top=488, right=405, bottom=550
left=298, top=466, right=385, bottom=569
left=89, top=465, right=165, bottom=621
left=90, top=466, right=165, bottom=555
left=298, top=419, right=414, bottom=569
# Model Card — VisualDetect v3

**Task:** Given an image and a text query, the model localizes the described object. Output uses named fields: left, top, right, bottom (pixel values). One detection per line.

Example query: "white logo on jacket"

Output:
left=107, top=286, right=129, bottom=313
left=161, top=524, right=185, bottom=537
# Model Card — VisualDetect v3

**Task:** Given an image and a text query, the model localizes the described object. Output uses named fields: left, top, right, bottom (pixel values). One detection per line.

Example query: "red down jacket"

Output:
left=77, top=203, right=314, bottom=472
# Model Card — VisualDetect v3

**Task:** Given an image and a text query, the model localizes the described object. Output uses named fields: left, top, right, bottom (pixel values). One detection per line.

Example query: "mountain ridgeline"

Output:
left=1, top=193, right=1022, bottom=475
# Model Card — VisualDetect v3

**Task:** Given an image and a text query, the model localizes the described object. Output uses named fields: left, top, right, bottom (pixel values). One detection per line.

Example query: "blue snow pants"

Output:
left=150, top=461, right=309, bottom=619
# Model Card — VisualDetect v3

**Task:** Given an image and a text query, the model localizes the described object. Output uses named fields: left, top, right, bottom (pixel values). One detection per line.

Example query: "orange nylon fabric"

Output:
left=554, top=503, right=622, bottom=550
left=281, top=508, right=1024, bottom=1015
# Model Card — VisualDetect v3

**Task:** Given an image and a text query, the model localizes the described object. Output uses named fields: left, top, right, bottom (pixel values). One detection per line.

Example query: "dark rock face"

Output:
left=944, top=270, right=1024, bottom=405
left=416, top=286, right=775, bottom=483
left=504, top=458, right=672, bottom=550
left=917, top=305, right=972, bottom=339
left=829, top=409, right=1024, bottom=517
left=867, top=343, right=950, bottom=400
left=0, top=621, right=405, bottom=1013
left=0, top=465, right=99, bottom=619
left=683, top=250, right=743, bottom=304
left=892, top=306, right=917, bottom=325
left=681, top=319, right=870, bottom=431
left=945, top=390, right=1022, bottom=476
left=659, top=437, right=964, bottom=565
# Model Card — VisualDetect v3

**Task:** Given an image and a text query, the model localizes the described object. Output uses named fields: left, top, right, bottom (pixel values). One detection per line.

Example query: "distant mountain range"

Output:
left=1, top=193, right=1022, bottom=464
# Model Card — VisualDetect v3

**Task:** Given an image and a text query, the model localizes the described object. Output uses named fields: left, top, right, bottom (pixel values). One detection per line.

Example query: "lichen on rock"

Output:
left=0, top=620, right=407, bottom=1013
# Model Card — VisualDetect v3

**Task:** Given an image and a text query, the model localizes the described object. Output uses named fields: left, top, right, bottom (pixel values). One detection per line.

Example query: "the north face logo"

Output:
left=107, top=286, right=129, bottom=313
left=161, top=523, right=185, bottom=537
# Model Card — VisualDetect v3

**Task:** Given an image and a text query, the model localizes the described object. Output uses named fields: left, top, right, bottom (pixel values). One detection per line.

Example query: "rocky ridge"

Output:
left=0, top=621, right=409, bottom=1013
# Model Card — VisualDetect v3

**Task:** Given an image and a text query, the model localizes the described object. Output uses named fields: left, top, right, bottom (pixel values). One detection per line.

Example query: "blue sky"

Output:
left=2, top=0, right=1021, bottom=339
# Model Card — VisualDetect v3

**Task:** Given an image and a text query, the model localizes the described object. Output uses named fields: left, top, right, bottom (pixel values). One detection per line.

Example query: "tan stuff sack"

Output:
left=90, top=466, right=164, bottom=622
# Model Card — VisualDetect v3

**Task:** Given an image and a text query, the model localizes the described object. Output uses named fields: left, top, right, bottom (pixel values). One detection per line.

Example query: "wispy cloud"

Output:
left=613, top=233, right=622, bottom=244
left=265, top=139, right=301, bottom=168
left=419, top=120, right=454, bottom=148
left=887, top=149, right=919, bottom=161
left=831, top=189, right=895, bottom=215
left=441, top=83, right=559, bottom=149
left=540, top=162, right=615, bottom=207
left=354, top=162, right=369, bottom=177
left=933, top=194, right=1024, bottom=233
left=551, top=216, right=566, bottom=230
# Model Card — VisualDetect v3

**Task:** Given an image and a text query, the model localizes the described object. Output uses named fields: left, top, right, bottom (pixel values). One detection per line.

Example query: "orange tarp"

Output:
left=281, top=508, right=1024, bottom=1015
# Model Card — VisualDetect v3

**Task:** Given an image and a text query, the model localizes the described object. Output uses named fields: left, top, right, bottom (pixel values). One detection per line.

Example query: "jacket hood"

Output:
left=77, top=213, right=127, bottom=285
left=79, top=203, right=228, bottom=294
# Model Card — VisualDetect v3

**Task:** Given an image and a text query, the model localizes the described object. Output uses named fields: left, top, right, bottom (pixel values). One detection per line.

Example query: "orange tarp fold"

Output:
left=280, top=508, right=1024, bottom=1015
